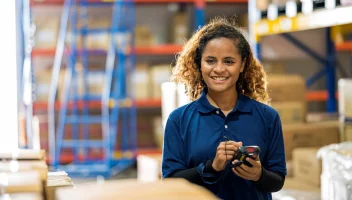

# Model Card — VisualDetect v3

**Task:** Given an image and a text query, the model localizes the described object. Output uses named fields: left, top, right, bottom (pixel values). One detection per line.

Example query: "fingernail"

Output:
left=246, top=158, right=250, bottom=161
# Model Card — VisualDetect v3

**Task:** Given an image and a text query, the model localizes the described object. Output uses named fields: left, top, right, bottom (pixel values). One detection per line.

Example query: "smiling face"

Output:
left=200, top=37, right=245, bottom=95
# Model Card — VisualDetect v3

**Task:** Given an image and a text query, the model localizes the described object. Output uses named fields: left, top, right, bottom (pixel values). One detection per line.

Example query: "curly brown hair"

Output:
left=171, top=17, right=270, bottom=104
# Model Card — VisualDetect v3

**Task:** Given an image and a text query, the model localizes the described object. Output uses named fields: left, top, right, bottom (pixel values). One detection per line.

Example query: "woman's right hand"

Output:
left=212, top=141, right=243, bottom=172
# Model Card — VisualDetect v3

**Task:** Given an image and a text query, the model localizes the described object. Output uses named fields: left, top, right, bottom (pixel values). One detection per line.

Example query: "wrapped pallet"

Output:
left=317, top=142, right=352, bottom=200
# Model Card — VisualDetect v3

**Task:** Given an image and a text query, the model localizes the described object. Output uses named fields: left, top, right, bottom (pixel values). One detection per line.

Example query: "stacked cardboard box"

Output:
left=267, top=75, right=340, bottom=180
left=130, top=63, right=172, bottom=101
left=292, top=148, right=321, bottom=188
left=0, top=149, right=73, bottom=200
left=45, top=171, right=73, bottom=200
left=171, top=12, right=189, bottom=45
left=56, top=178, right=217, bottom=200
left=267, top=74, right=306, bottom=125
left=0, top=149, right=46, bottom=199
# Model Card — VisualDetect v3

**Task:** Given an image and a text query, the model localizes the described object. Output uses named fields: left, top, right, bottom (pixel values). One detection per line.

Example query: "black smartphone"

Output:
left=231, top=146, right=260, bottom=168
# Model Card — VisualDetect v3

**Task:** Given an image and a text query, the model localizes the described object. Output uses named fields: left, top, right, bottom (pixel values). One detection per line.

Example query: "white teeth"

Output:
left=212, top=77, right=227, bottom=81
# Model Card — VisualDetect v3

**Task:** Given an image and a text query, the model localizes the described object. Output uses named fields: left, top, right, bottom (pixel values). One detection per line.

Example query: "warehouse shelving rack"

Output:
left=29, top=0, right=249, bottom=170
left=47, top=0, right=138, bottom=177
left=248, top=1, right=352, bottom=113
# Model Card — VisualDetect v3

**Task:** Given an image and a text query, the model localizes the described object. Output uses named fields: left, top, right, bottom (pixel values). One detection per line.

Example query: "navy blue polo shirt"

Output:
left=162, top=89, right=287, bottom=200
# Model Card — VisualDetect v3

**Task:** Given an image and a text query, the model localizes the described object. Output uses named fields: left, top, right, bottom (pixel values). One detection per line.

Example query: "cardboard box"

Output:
left=263, top=62, right=285, bottom=75
left=338, top=79, right=352, bottom=118
left=3, top=172, right=43, bottom=193
left=283, top=122, right=340, bottom=160
left=267, top=75, right=306, bottom=102
left=150, top=65, right=172, bottom=98
left=306, top=112, right=339, bottom=123
left=283, top=178, right=320, bottom=192
left=0, top=160, right=48, bottom=181
left=0, top=193, right=43, bottom=200
left=132, top=63, right=150, bottom=100
left=271, top=101, right=306, bottom=124
left=34, top=16, right=59, bottom=49
left=340, top=123, right=352, bottom=142
left=172, top=12, right=189, bottom=45
left=0, top=149, right=45, bottom=160
left=56, top=178, right=218, bottom=200
left=293, top=147, right=321, bottom=187
left=286, top=160, right=293, bottom=177
left=137, top=154, right=162, bottom=182
left=45, top=171, right=74, bottom=200
left=135, top=25, right=155, bottom=47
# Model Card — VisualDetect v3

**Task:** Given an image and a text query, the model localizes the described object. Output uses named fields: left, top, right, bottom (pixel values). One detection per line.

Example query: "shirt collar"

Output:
left=196, top=88, right=253, bottom=114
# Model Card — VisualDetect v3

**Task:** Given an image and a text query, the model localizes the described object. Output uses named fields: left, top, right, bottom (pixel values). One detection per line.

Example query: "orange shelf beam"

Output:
left=45, top=148, right=162, bottom=164
left=34, top=91, right=337, bottom=111
left=134, top=44, right=182, bottom=55
left=32, top=45, right=183, bottom=56
left=306, top=90, right=339, bottom=102
left=31, top=0, right=247, bottom=5
left=336, top=41, right=352, bottom=52
left=34, top=99, right=162, bottom=111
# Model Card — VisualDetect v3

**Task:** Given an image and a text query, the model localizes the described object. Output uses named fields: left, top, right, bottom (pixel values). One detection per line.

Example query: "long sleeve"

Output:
left=167, top=159, right=223, bottom=185
left=253, top=167, right=285, bottom=192
left=162, top=111, right=222, bottom=185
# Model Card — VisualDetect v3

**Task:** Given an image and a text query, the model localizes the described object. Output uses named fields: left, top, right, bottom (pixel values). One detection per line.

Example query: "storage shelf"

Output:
left=134, top=44, right=182, bottom=55
left=31, top=0, right=247, bottom=5
left=336, top=41, right=352, bottom=51
left=306, top=90, right=338, bottom=102
left=255, top=6, right=352, bottom=37
left=45, top=147, right=162, bottom=164
left=34, top=91, right=335, bottom=112
left=33, top=99, right=162, bottom=111
left=32, top=44, right=183, bottom=56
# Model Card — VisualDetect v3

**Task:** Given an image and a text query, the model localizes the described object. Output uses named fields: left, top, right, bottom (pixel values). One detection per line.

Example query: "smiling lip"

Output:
left=211, top=76, right=229, bottom=82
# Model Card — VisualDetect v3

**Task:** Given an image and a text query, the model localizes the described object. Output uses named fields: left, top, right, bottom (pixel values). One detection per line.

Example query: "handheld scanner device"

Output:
left=231, top=146, right=260, bottom=167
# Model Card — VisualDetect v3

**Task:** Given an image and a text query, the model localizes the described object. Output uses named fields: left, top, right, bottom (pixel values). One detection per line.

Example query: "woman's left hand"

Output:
left=232, top=157, right=262, bottom=181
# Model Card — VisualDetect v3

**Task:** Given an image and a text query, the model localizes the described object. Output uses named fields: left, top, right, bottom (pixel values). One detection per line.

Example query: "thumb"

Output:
left=238, top=142, right=243, bottom=146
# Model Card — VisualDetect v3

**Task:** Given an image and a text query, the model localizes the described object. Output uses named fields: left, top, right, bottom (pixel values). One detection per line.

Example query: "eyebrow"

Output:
left=204, top=56, right=236, bottom=60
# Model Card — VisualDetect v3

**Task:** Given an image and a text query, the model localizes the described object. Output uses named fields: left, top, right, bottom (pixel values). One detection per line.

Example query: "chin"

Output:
left=208, top=86, right=235, bottom=93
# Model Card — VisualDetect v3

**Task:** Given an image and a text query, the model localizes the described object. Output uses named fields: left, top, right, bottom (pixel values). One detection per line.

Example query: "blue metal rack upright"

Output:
left=48, top=0, right=137, bottom=178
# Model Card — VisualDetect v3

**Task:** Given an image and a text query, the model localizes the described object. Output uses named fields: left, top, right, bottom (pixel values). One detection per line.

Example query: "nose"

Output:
left=213, top=63, right=226, bottom=74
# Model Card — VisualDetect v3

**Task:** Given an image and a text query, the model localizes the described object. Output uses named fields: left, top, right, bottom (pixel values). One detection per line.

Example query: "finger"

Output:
left=238, top=163, right=253, bottom=173
left=232, top=167, right=251, bottom=180
left=221, top=141, right=243, bottom=147
left=235, top=166, right=253, bottom=177
left=225, top=150, right=236, bottom=155
left=246, top=157, right=261, bottom=168
left=224, top=144, right=241, bottom=151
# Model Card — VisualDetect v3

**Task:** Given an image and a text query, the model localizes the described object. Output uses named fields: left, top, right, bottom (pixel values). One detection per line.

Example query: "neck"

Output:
left=206, top=88, right=238, bottom=112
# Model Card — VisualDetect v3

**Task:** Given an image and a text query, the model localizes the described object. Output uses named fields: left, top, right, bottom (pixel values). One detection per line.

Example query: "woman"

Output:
left=162, top=17, right=286, bottom=200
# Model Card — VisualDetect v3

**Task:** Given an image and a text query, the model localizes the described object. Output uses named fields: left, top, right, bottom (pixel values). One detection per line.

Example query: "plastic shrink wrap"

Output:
left=272, top=189, right=320, bottom=200
left=317, top=142, right=352, bottom=200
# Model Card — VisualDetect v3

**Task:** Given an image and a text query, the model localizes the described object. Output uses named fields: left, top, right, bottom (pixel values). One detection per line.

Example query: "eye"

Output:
left=206, top=59, right=216, bottom=64
left=224, top=60, right=235, bottom=65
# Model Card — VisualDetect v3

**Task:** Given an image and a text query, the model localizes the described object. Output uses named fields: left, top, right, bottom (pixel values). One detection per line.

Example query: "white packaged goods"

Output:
left=338, top=79, right=352, bottom=120
left=161, top=82, right=190, bottom=128
left=317, top=142, right=352, bottom=200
